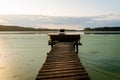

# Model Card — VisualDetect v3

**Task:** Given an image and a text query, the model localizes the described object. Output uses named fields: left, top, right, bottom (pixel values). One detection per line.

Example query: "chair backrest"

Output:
left=49, top=34, right=80, bottom=42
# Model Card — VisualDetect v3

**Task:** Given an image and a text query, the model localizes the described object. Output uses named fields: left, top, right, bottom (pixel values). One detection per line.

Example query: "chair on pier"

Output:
left=48, top=29, right=82, bottom=53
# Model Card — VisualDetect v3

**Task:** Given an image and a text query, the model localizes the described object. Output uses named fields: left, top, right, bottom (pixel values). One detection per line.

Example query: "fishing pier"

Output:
left=36, top=30, right=90, bottom=80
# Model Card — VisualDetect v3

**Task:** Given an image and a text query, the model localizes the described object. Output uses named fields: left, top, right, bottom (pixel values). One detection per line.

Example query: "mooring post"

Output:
left=76, top=43, right=79, bottom=53
left=74, top=41, right=78, bottom=53
left=74, top=40, right=82, bottom=53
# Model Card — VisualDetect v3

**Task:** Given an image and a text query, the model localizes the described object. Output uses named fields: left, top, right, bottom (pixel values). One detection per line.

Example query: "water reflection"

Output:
left=0, top=38, right=12, bottom=80
left=0, top=34, right=50, bottom=80
left=0, top=33, right=120, bottom=80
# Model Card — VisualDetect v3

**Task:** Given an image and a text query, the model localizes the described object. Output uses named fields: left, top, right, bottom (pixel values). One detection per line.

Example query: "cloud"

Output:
left=0, top=14, right=120, bottom=30
left=0, top=19, right=11, bottom=25
left=91, top=14, right=120, bottom=27
left=36, top=24, right=84, bottom=30
left=93, top=14, right=120, bottom=21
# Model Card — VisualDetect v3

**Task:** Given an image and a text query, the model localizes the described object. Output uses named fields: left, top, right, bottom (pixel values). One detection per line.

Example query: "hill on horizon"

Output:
left=0, top=25, right=77, bottom=31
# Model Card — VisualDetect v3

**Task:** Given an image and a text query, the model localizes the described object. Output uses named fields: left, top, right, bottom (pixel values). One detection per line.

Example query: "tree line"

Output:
left=84, top=27, right=120, bottom=31
left=0, top=25, right=59, bottom=31
left=0, top=25, right=77, bottom=31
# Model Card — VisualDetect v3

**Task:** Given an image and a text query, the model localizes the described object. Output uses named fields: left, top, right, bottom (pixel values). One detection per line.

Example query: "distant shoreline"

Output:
left=0, top=25, right=120, bottom=34
left=84, top=31, right=120, bottom=34
left=0, top=31, right=120, bottom=34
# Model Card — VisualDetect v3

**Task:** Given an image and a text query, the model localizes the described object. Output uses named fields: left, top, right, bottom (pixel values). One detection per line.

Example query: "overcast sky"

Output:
left=0, top=0, right=120, bottom=29
left=0, top=0, right=120, bottom=17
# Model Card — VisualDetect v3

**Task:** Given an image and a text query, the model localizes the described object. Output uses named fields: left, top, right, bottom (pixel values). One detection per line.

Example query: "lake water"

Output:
left=79, top=34, right=120, bottom=80
left=0, top=32, right=120, bottom=80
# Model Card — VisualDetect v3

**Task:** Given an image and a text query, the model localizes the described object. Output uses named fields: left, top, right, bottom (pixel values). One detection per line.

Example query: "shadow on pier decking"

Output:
left=36, top=30, right=90, bottom=80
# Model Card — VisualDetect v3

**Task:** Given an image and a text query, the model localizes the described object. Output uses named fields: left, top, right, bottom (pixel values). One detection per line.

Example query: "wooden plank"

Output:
left=40, top=66, right=84, bottom=72
left=37, top=72, right=88, bottom=79
left=36, top=75, right=89, bottom=80
left=36, top=42, right=90, bottom=80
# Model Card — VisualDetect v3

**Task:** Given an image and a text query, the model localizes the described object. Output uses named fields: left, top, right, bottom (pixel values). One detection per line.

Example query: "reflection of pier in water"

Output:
left=36, top=32, right=90, bottom=80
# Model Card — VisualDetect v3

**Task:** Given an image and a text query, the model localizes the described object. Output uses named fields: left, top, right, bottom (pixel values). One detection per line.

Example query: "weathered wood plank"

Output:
left=36, top=42, right=90, bottom=80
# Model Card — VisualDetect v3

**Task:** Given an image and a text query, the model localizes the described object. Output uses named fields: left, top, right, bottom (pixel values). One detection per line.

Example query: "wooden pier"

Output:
left=36, top=33, right=90, bottom=80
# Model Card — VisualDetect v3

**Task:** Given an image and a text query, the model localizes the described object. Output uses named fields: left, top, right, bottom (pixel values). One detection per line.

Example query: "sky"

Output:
left=0, top=0, right=120, bottom=29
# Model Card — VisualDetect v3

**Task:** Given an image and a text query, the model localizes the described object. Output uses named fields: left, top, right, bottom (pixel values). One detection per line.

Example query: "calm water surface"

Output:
left=0, top=32, right=120, bottom=80
left=0, top=33, right=50, bottom=80
left=79, top=34, right=120, bottom=80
